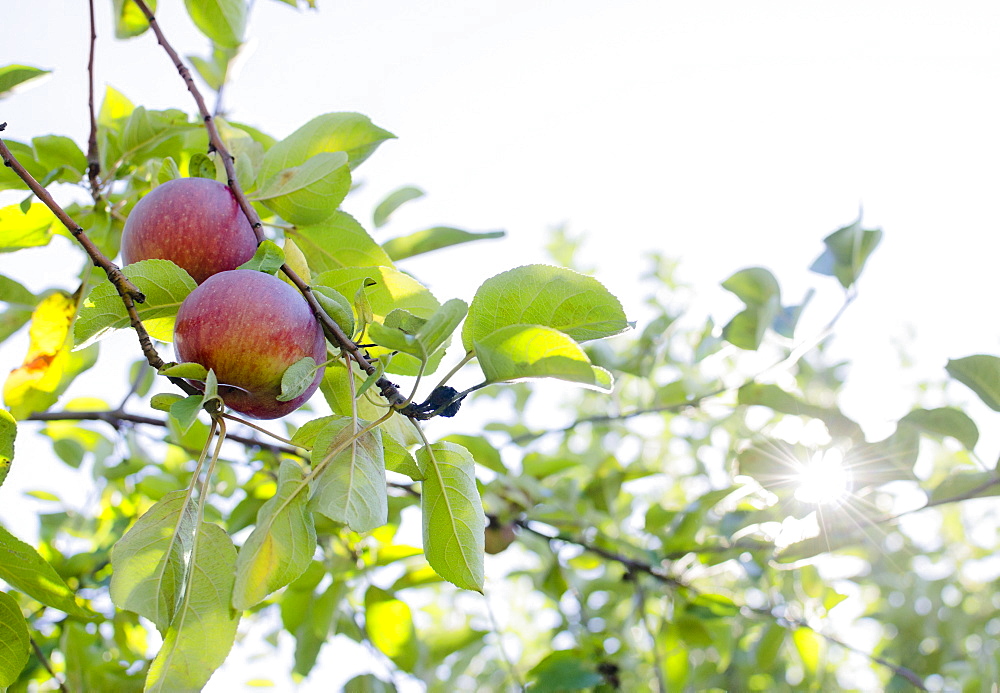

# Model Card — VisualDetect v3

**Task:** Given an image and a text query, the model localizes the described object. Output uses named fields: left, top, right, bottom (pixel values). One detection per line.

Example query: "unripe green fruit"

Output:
left=174, top=270, right=326, bottom=419
left=121, top=177, right=258, bottom=284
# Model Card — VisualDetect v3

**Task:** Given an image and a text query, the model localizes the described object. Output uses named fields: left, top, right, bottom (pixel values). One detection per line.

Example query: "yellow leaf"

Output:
left=3, top=292, right=95, bottom=419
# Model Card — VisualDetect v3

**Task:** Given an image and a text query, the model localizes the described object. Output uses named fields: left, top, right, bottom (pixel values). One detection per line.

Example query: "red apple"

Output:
left=174, top=270, right=327, bottom=419
left=121, top=177, right=258, bottom=284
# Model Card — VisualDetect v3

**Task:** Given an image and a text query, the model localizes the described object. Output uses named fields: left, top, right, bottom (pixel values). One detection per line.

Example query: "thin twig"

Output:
left=30, top=635, right=69, bottom=693
left=85, top=0, right=101, bottom=198
left=26, top=409, right=299, bottom=456
left=130, top=0, right=410, bottom=412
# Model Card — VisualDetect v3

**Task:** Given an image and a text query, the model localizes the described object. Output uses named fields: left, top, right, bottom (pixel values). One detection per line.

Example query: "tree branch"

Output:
left=26, top=408, right=298, bottom=456
left=130, top=0, right=409, bottom=411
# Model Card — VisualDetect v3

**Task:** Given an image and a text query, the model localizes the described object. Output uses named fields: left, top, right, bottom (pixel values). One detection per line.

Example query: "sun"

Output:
left=794, top=448, right=852, bottom=505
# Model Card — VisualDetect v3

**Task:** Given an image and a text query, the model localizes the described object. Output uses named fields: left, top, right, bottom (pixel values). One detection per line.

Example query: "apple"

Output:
left=121, top=177, right=258, bottom=284
left=174, top=270, right=327, bottom=419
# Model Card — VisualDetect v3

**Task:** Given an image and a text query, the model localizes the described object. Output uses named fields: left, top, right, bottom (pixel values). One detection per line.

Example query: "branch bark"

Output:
left=130, top=0, right=409, bottom=411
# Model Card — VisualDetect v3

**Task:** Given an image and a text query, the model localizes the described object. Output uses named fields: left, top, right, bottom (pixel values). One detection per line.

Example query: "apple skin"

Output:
left=174, top=270, right=327, bottom=419
left=121, top=177, right=258, bottom=284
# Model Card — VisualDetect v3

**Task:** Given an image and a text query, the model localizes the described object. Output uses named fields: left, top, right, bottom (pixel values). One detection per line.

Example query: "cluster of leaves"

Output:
left=2, top=2, right=1000, bottom=692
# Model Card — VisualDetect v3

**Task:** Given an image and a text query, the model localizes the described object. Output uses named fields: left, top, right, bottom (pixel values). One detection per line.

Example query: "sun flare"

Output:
left=794, top=449, right=852, bottom=505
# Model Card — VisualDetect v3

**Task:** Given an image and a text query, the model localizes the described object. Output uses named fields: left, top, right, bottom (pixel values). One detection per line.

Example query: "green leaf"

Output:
left=373, top=186, right=424, bottom=228
left=233, top=459, right=316, bottom=611
left=685, top=593, right=740, bottom=619
left=237, top=239, right=285, bottom=275
left=150, top=393, right=184, bottom=412
left=169, top=394, right=206, bottom=435
left=74, top=259, right=197, bottom=348
left=929, top=470, right=1000, bottom=503
left=383, top=226, right=505, bottom=261
left=463, top=264, right=630, bottom=351
left=364, top=587, right=418, bottom=672
left=309, top=417, right=387, bottom=533
left=0, top=590, right=29, bottom=687
left=383, top=431, right=423, bottom=481
left=0, top=64, right=51, bottom=99
left=946, top=354, right=1000, bottom=412
left=0, top=410, right=11, bottom=487
left=313, top=286, right=355, bottom=338
left=32, top=135, right=88, bottom=180
left=849, top=426, right=920, bottom=488
left=289, top=211, right=393, bottom=273
left=810, top=217, right=883, bottom=289
left=0, top=523, right=95, bottom=618
left=253, top=152, right=351, bottom=225
left=183, top=0, right=246, bottom=47
left=112, top=0, right=154, bottom=38
left=109, top=490, right=194, bottom=630
left=315, top=266, right=441, bottom=376
left=278, top=357, right=321, bottom=402
left=721, top=267, right=781, bottom=350
left=475, top=324, right=614, bottom=392
left=260, top=112, right=394, bottom=174
left=145, top=523, right=240, bottom=692
left=737, top=382, right=863, bottom=439
left=368, top=299, right=466, bottom=368
left=157, top=362, right=210, bottom=380
left=0, top=203, right=56, bottom=253
left=0, top=275, right=37, bottom=308
left=187, top=44, right=239, bottom=92
left=417, top=442, right=485, bottom=592
left=900, top=407, right=979, bottom=449
left=188, top=151, right=217, bottom=180
left=0, top=140, right=44, bottom=192
left=441, top=434, right=504, bottom=474
left=527, top=650, right=602, bottom=692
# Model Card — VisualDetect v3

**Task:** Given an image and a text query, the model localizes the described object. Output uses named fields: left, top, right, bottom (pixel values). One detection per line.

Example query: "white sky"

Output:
left=3, top=1, right=1000, bottom=689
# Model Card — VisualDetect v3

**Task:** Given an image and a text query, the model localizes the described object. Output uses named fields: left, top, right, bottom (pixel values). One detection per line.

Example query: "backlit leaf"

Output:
left=929, top=470, right=1000, bottom=503
left=112, top=0, right=154, bottom=38
left=383, top=226, right=505, bottom=261
left=0, top=64, right=50, bottom=98
left=253, top=152, right=350, bottom=225
left=233, top=459, right=316, bottom=610
left=0, top=590, right=29, bottom=687
left=183, top=0, right=246, bottom=47
left=237, top=239, right=285, bottom=275
left=946, top=354, right=1000, bottom=412
left=0, top=203, right=56, bottom=252
left=721, top=267, right=781, bottom=350
left=260, top=112, right=394, bottom=173
left=364, top=587, right=418, bottom=671
left=417, top=442, right=485, bottom=592
left=475, top=324, right=613, bottom=392
left=0, top=410, right=13, bottom=488
left=809, top=217, right=882, bottom=289
left=900, top=406, right=979, bottom=450
left=145, top=523, right=240, bottom=692
left=290, top=211, right=393, bottom=273
left=0, top=523, right=95, bottom=618
left=527, top=650, right=602, bottom=692
left=373, top=186, right=424, bottom=228
left=74, top=259, right=197, bottom=348
left=4, top=291, right=98, bottom=420
left=278, top=357, right=321, bottom=402
left=309, top=416, right=387, bottom=533
left=109, top=490, right=194, bottom=630
left=463, top=264, right=629, bottom=350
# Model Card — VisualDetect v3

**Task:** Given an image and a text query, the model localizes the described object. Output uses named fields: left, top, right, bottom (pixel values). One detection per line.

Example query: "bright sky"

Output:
left=3, top=1, right=1000, bottom=689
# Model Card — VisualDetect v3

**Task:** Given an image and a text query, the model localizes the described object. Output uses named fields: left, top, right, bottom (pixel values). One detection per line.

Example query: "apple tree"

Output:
left=2, top=2, right=1000, bottom=692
